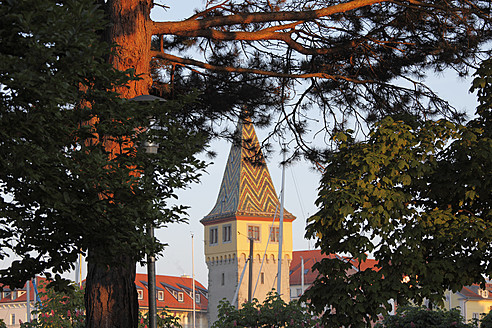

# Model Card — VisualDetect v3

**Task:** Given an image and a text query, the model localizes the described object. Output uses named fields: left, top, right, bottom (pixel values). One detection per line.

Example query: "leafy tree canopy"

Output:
left=212, top=292, right=322, bottom=328
left=481, top=310, right=492, bottom=328
left=304, top=58, right=491, bottom=327
left=22, top=282, right=85, bottom=328
left=375, top=306, right=480, bottom=328
left=0, top=0, right=208, bottom=290
left=138, top=310, right=182, bottom=328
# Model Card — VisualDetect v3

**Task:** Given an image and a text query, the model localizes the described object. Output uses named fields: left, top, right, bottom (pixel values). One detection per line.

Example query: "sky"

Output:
left=146, top=0, right=324, bottom=286
left=2, top=0, right=478, bottom=288
left=132, top=0, right=481, bottom=287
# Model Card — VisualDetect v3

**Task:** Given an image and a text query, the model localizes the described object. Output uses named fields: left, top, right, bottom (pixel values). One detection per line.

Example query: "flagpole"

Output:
left=192, top=233, right=196, bottom=328
left=26, top=279, right=31, bottom=322
left=276, top=148, right=286, bottom=295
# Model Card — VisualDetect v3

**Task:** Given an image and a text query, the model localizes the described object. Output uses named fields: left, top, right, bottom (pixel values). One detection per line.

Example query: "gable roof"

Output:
left=289, top=250, right=379, bottom=286
left=201, top=119, right=295, bottom=224
left=135, top=273, right=208, bottom=311
left=458, top=284, right=492, bottom=300
left=0, top=276, right=48, bottom=305
left=290, top=250, right=338, bottom=286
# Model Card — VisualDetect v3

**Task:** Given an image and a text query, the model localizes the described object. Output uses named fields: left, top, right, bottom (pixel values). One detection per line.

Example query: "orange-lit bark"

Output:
left=85, top=1, right=153, bottom=327
left=151, top=0, right=388, bottom=35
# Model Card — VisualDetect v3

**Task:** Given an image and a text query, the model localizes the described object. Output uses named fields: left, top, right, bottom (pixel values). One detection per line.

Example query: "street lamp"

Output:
left=130, top=95, right=165, bottom=328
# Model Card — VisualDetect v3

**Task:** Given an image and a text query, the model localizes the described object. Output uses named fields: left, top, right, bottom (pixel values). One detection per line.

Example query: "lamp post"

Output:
left=130, top=95, right=165, bottom=328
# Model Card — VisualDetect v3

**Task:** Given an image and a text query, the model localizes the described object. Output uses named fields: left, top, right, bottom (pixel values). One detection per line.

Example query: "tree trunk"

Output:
left=85, top=253, right=139, bottom=328
left=106, top=0, right=153, bottom=99
left=84, top=1, right=153, bottom=327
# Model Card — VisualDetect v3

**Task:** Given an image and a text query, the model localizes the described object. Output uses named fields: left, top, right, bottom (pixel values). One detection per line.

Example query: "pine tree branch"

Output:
left=151, top=0, right=388, bottom=35
left=165, top=24, right=338, bottom=55
left=185, top=0, right=230, bottom=21
left=151, top=51, right=375, bottom=82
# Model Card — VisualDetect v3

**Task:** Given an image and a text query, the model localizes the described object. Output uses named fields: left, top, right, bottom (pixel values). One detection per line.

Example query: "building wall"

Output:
left=463, top=300, right=492, bottom=323
left=204, top=220, right=238, bottom=261
left=0, top=302, right=34, bottom=328
left=206, top=256, right=239, bottom=325
left=205, top=218, right=293, bottom=326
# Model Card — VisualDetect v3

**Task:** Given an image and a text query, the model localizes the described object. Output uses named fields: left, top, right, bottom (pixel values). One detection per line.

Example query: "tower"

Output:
left=201, top=119, right=295, bottom=325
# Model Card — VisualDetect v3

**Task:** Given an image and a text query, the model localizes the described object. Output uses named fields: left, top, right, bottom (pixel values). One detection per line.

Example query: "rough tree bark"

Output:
left=84, top=1, right=153, bottom=327
left=85, top=253, right=139, bottom=327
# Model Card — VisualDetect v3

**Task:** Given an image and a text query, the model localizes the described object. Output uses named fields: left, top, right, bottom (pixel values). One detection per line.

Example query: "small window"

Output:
left=195, top=293, right=201, bottom=303
left=10, top=314, right=15, bottom=325
left=248, top=225, right=260, bottom=241
left=178, top=292, right=184, bottom=302
left=472, top=313, right=480, bottom=320
left=223, top=225, right=232, bottom=243
left=137, top=290, right=144, bottom=300
left=260, top=272, right=265, bottom=284
left=157, top=290, right=164, bottom=301
left=221, top=273, right=225, bottom=286
left=296, top=288, right=302, bottom=297
left=210, top=227, right=218, bottom=245
left=270, top=226, right=280, bottom=242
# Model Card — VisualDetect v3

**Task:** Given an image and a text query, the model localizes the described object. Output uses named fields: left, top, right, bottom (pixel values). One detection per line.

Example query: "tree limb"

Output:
left=168, top=25, right=339, bottom=55
left=185, top=0, right=230, bottom=21
left=151, top=51, right=376, bottom=82
left=152, top=0, right=388, bottom=35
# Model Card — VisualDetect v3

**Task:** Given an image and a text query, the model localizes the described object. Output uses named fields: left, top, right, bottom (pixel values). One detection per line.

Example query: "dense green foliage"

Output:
left=375, top=306, right=476, bottom=328
left=304, top=58, right=491, bottom=327
left=1, top=0, right=491, bottom=325
left=212, top=292, right=322, bottom=328
left=481, top=310, right=492, bottom=328
left=138, top=311, right=182, bottom=328
left=22, top=282, right=85, bottom=328
left=0, top=0, right=208, bottom=289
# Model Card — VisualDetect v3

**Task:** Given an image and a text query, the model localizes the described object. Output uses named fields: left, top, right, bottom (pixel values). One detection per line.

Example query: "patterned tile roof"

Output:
left=201, top=119, right=295, bottom=224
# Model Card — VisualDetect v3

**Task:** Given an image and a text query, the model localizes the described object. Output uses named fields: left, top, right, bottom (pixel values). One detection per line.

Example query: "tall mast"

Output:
left=192, top=233, right=196, bottom=328
left=276, top=149, right=286, bottom=295
left=26, top=279, right=31, bottom=322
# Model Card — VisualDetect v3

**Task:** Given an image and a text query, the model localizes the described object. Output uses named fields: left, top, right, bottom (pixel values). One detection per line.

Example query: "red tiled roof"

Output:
left=459, top=283, right=492, bottom=300
left=290, top=250, right=337, bottom=285
left=349, top=258, right=380, bottom=272
left=135, top=274, right=208, bottom=312
left=0, top=276, right=48, bottom=304
left=289, top=250, right=379, bottom=285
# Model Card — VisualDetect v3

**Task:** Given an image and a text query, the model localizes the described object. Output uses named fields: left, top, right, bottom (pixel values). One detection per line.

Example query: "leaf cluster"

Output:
left=212, top=291, right=322, bottom=328
left=304, top=96, right=491, bottom=326
left=0, top=0, right=209, bottom=289
left=22, top=282, right=85, bottom=328
left=375, top=306, right=477, bottom=328
left=138, top=309, right=182, bottom=328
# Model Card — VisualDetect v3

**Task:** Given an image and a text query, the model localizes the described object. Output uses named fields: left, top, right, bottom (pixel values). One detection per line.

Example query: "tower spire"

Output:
left=201, top=118, right=294, bottom=224
left=201, top=118, right=295, bottom=326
